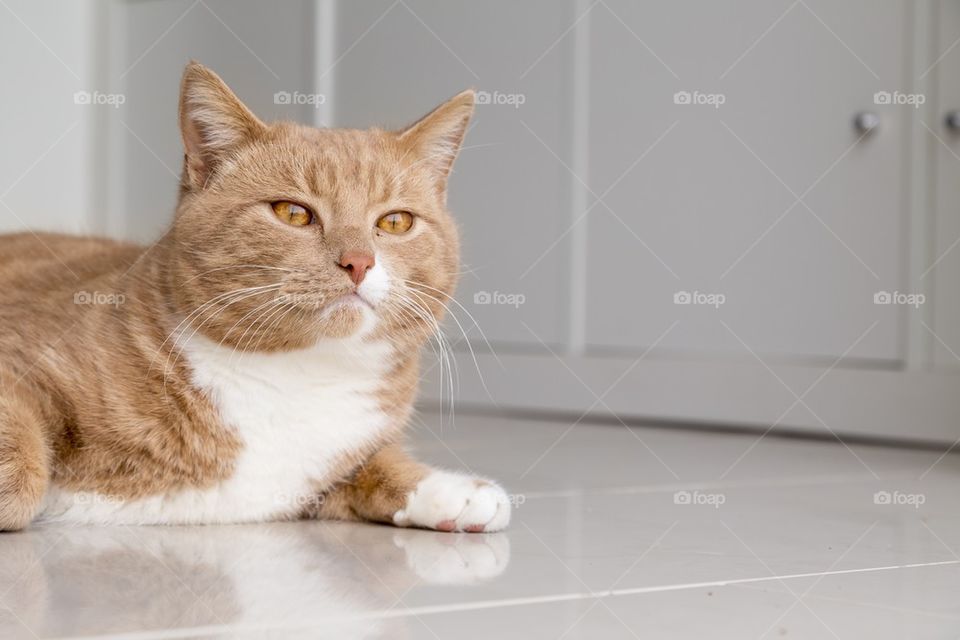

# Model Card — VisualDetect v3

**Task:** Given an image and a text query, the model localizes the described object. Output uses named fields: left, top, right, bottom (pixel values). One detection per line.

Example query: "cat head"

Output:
left=169, top=62, right=472, bottom=352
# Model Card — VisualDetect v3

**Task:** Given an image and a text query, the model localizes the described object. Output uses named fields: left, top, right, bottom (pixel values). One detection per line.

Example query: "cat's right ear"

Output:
left=179, top=62, right=265, bottom=190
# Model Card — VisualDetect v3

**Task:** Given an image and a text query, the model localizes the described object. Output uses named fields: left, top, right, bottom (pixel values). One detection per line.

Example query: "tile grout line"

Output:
left=51, top=559, right=960, bottom=640
left=515, top=470, right=907, bottom=500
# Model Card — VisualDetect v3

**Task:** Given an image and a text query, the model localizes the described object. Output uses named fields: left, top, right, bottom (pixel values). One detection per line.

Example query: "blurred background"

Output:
left=2, top=0, right=959, bottom=444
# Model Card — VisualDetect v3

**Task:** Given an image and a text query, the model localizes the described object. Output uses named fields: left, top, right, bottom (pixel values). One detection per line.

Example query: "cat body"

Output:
left=0, top=63, right=510, bottom=532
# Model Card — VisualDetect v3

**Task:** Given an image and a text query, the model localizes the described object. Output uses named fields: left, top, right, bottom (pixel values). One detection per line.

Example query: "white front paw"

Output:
left=393, top=471, right=511, bottom=533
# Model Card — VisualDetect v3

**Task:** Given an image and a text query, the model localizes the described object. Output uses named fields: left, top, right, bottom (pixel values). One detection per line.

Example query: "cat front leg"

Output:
left=317, top=445, right=511, bottom=533
left=0, top=374, right=51, bottom=531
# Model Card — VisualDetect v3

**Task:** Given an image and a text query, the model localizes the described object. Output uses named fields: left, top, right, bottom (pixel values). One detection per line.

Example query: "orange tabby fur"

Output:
left=0, top=62, right=509, bottom=531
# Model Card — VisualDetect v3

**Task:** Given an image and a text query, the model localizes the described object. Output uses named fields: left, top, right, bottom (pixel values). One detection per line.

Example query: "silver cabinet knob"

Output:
left=854, top=112, right=880, bottom=133
left=946, top=110, right=960, bottom=131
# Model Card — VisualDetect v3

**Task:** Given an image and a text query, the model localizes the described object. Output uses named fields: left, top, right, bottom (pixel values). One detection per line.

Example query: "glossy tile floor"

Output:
left=2, top=410, right=960, bottom=639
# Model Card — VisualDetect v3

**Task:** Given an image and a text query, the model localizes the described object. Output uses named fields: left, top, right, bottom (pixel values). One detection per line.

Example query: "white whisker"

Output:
left=403, top=281, right=499, bottom=409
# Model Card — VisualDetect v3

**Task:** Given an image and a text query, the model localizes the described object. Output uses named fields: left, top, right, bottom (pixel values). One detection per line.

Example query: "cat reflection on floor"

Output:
left=0, top=523, right=509, bottom=639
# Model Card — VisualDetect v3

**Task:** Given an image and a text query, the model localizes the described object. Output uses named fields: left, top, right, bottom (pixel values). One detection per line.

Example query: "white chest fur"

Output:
left=41, top=334, right=395, bottom=525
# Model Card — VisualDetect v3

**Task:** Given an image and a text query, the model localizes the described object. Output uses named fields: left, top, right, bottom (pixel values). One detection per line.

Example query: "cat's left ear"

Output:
left=398, top=90, right=475, bottom=195
left=179, top=61, right=266, bottom=190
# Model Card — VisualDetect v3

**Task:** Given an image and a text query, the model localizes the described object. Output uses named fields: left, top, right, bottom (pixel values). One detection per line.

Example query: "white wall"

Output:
left=0, top=0, right=105, bottom=235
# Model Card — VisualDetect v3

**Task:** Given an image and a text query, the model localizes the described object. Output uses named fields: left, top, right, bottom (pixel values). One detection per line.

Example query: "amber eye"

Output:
left=376, top=211, right=414, bottom=234
left=271, top=201, right=313, bottom=226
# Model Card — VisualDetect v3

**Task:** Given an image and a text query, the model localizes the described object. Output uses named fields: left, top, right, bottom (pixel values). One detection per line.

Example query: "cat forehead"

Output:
left=250, top=125, right=419, bottom=199
left=290, top=124, right=387, bottom=150
left=264, top=125, right=397, bottom=164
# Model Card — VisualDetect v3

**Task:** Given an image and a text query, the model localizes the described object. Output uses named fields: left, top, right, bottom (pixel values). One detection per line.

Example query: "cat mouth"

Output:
left=330, top=291, right=375, bottom=311
left=340, top=290, right=374, bottom=311
left=280, top=290, right=375, bottom=315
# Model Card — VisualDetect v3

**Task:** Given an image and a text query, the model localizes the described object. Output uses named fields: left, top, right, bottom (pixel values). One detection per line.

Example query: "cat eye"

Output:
left=271, top=201, right=314, bottom=226
left=376, top=211, right=414, bottom=235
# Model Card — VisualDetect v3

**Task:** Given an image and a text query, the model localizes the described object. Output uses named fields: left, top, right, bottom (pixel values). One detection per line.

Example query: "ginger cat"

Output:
left=0, top=62, right=510, bottom=532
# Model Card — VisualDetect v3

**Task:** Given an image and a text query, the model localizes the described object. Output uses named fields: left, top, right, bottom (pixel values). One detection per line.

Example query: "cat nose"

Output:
left=338, top=251, right=375, bottom=286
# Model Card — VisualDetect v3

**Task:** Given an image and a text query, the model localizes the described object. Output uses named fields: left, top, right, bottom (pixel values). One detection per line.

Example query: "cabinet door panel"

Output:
left=585, top=0, right=906, bottom=361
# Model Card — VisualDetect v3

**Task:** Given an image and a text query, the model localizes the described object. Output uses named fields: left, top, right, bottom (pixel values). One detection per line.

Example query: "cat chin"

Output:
left=187, top=302, right=380, bottom=353
left=312, top=302, right=378, bottom=341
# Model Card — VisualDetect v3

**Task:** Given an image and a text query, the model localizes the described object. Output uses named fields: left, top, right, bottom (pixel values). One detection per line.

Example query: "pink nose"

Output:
left=339, top=251, right=375, bottom=286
